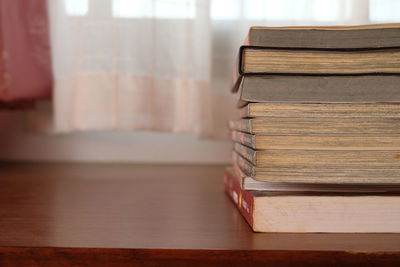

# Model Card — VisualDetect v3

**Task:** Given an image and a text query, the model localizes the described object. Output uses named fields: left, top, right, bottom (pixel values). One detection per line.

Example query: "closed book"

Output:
left=239, top=47, right=400, bottom=75
left=234, top=75, right=400, bottom=104
left=232, top=151, right=400, bottom=184
left=231, top=130, right=400, bottom=151
left=232, top=23, right=400, bottom=94
left=224, top=168, right=400, bottom=233
left=234, top=142, right=400, bottom=168
left=231, top=164, right=400, bottom=193
left=244, top=24, right=400, bottom=49
left=229, top=118, right=400, bottom=135
left=240, top=103, right=400, bottom=118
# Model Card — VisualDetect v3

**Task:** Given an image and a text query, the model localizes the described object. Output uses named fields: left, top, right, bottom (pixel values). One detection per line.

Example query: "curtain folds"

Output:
left=48, top=0, right=215, bottom=136
left=0, top=0, right=52, bottom=106
left=53, top=74, right=213, bottom=135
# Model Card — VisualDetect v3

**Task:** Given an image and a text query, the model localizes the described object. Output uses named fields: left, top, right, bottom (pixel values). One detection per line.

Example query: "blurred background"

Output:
left=0, top=0, right=399, bottom=164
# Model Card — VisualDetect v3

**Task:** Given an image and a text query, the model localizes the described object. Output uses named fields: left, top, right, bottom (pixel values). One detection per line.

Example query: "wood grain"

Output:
left=0, top=247, right=399, bottom=267
left=0, top=163, right=399, bottom=265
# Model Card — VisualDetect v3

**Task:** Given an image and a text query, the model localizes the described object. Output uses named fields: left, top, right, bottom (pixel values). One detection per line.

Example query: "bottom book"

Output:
left=224, top=168, right=400, bottom=233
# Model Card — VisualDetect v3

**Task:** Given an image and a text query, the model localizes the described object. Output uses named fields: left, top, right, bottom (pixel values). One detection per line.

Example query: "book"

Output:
left=233, top=75, right=400, bottom=104
left=232, top=151, right=400, bottom=184
left=240, top=103, right=400, bottom=118
left=232, top=23, right=400, bottom=94
left=224, top=168, right=400, bottom=233
left=229, top=118, right=400, bottom=135
left=239, top=47, right=400, bottom=75
left=231, top=130, right=400, bottom=151
left=234, top=142, right=400, bottom=168
left=231, top=164, right=400, bottom=193
left=244, top=24, right=400, bottom=49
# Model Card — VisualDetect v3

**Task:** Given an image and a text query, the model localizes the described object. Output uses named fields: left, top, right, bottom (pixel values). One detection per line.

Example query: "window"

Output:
left=64, top=0, right=89, bottom=16
left=369, top=0, right=400, bottom=23
left=112, top=0, right=196, bottom=19
left=211, top=0, right=344, bottom=22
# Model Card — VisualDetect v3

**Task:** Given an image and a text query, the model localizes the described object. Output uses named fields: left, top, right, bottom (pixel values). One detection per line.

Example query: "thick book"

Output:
left=232, top=23, right=400, bottom=94
left=229, top=118, right=400, bottom=135
left=231, top=164, right=400, bottom=193
left=239, top=47, right=400, bottom=75
left=231, top=130, right=400, bottom=151
left=232, top=151, right=400, bottom=184
left=244, top=24, right=400, bottom=49
left=234, top=142, right=400, bottom=168
left=224, top=168, right=400, bottom=233
left=234, top=75, right=400, bottom=104
left=240, top=102, right=400, bottom=118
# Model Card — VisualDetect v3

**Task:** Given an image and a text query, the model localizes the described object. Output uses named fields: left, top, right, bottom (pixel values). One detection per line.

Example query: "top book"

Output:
left=244, top=23, right=400, bottom=49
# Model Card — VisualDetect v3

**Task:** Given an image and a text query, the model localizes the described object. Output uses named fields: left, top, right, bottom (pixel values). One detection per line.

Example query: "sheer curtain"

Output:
left=48, top=0, right=213, bottom=135
left=45, top=0, right=399, bottom=138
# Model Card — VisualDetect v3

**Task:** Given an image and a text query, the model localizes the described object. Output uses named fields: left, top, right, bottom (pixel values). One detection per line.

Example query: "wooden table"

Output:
left=0, top=163, right=399, bottom=266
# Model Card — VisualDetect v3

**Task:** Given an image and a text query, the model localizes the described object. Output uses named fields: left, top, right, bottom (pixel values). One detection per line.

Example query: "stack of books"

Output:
left=225, top=24, right=400, bottom=233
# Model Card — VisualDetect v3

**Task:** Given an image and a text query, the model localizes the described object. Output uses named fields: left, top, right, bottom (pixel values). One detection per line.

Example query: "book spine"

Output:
left=230, top=46, right=245, bottom=93
left=234, top=143, right=257, bottom=165
left=238, top=105, right=250, bottom=118
left=232, top=151, right=254, bottom=177
left=237, top=81, right=249, bottom=108
left=224, top=168, right=254, bottom=228
left=229, top=120, right=252, bottom=133
left=231, top=162, right=247, bottom=188
left=231, top=131, right=256, bottom=149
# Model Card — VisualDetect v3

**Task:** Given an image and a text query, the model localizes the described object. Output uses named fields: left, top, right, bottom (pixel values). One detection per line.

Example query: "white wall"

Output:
left=0, top=111, right=231, bottom=164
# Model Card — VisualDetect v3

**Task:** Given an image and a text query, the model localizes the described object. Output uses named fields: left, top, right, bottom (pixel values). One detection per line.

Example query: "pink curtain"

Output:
left=0, top=0, right=52, bottom=108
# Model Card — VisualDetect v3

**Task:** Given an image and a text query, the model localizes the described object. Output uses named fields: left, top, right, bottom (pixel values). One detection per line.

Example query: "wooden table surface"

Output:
left=0, top=162, right=399, bottom=266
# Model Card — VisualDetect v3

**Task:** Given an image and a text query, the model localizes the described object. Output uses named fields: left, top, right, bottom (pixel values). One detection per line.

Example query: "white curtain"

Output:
left=44, top=0, right=399, bottom=138
left=48, top=0, right=214, bottom=136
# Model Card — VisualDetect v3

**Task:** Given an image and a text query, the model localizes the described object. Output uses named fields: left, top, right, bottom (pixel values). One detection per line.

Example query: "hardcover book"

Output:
left=224, top=168, right=400, bottom=233
left=230, top=164, right=400, bottom=193
left=234, top=75, right=400, bottom=105
left=243, top=24, right=400, bottom=49
left=232, top=24, right=400, bottom=95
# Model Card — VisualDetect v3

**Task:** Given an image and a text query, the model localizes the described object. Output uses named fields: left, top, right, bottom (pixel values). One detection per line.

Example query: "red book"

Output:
left=223, top=168, right=400, bottom=233
left=224, top=167, right=254, bottom=228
